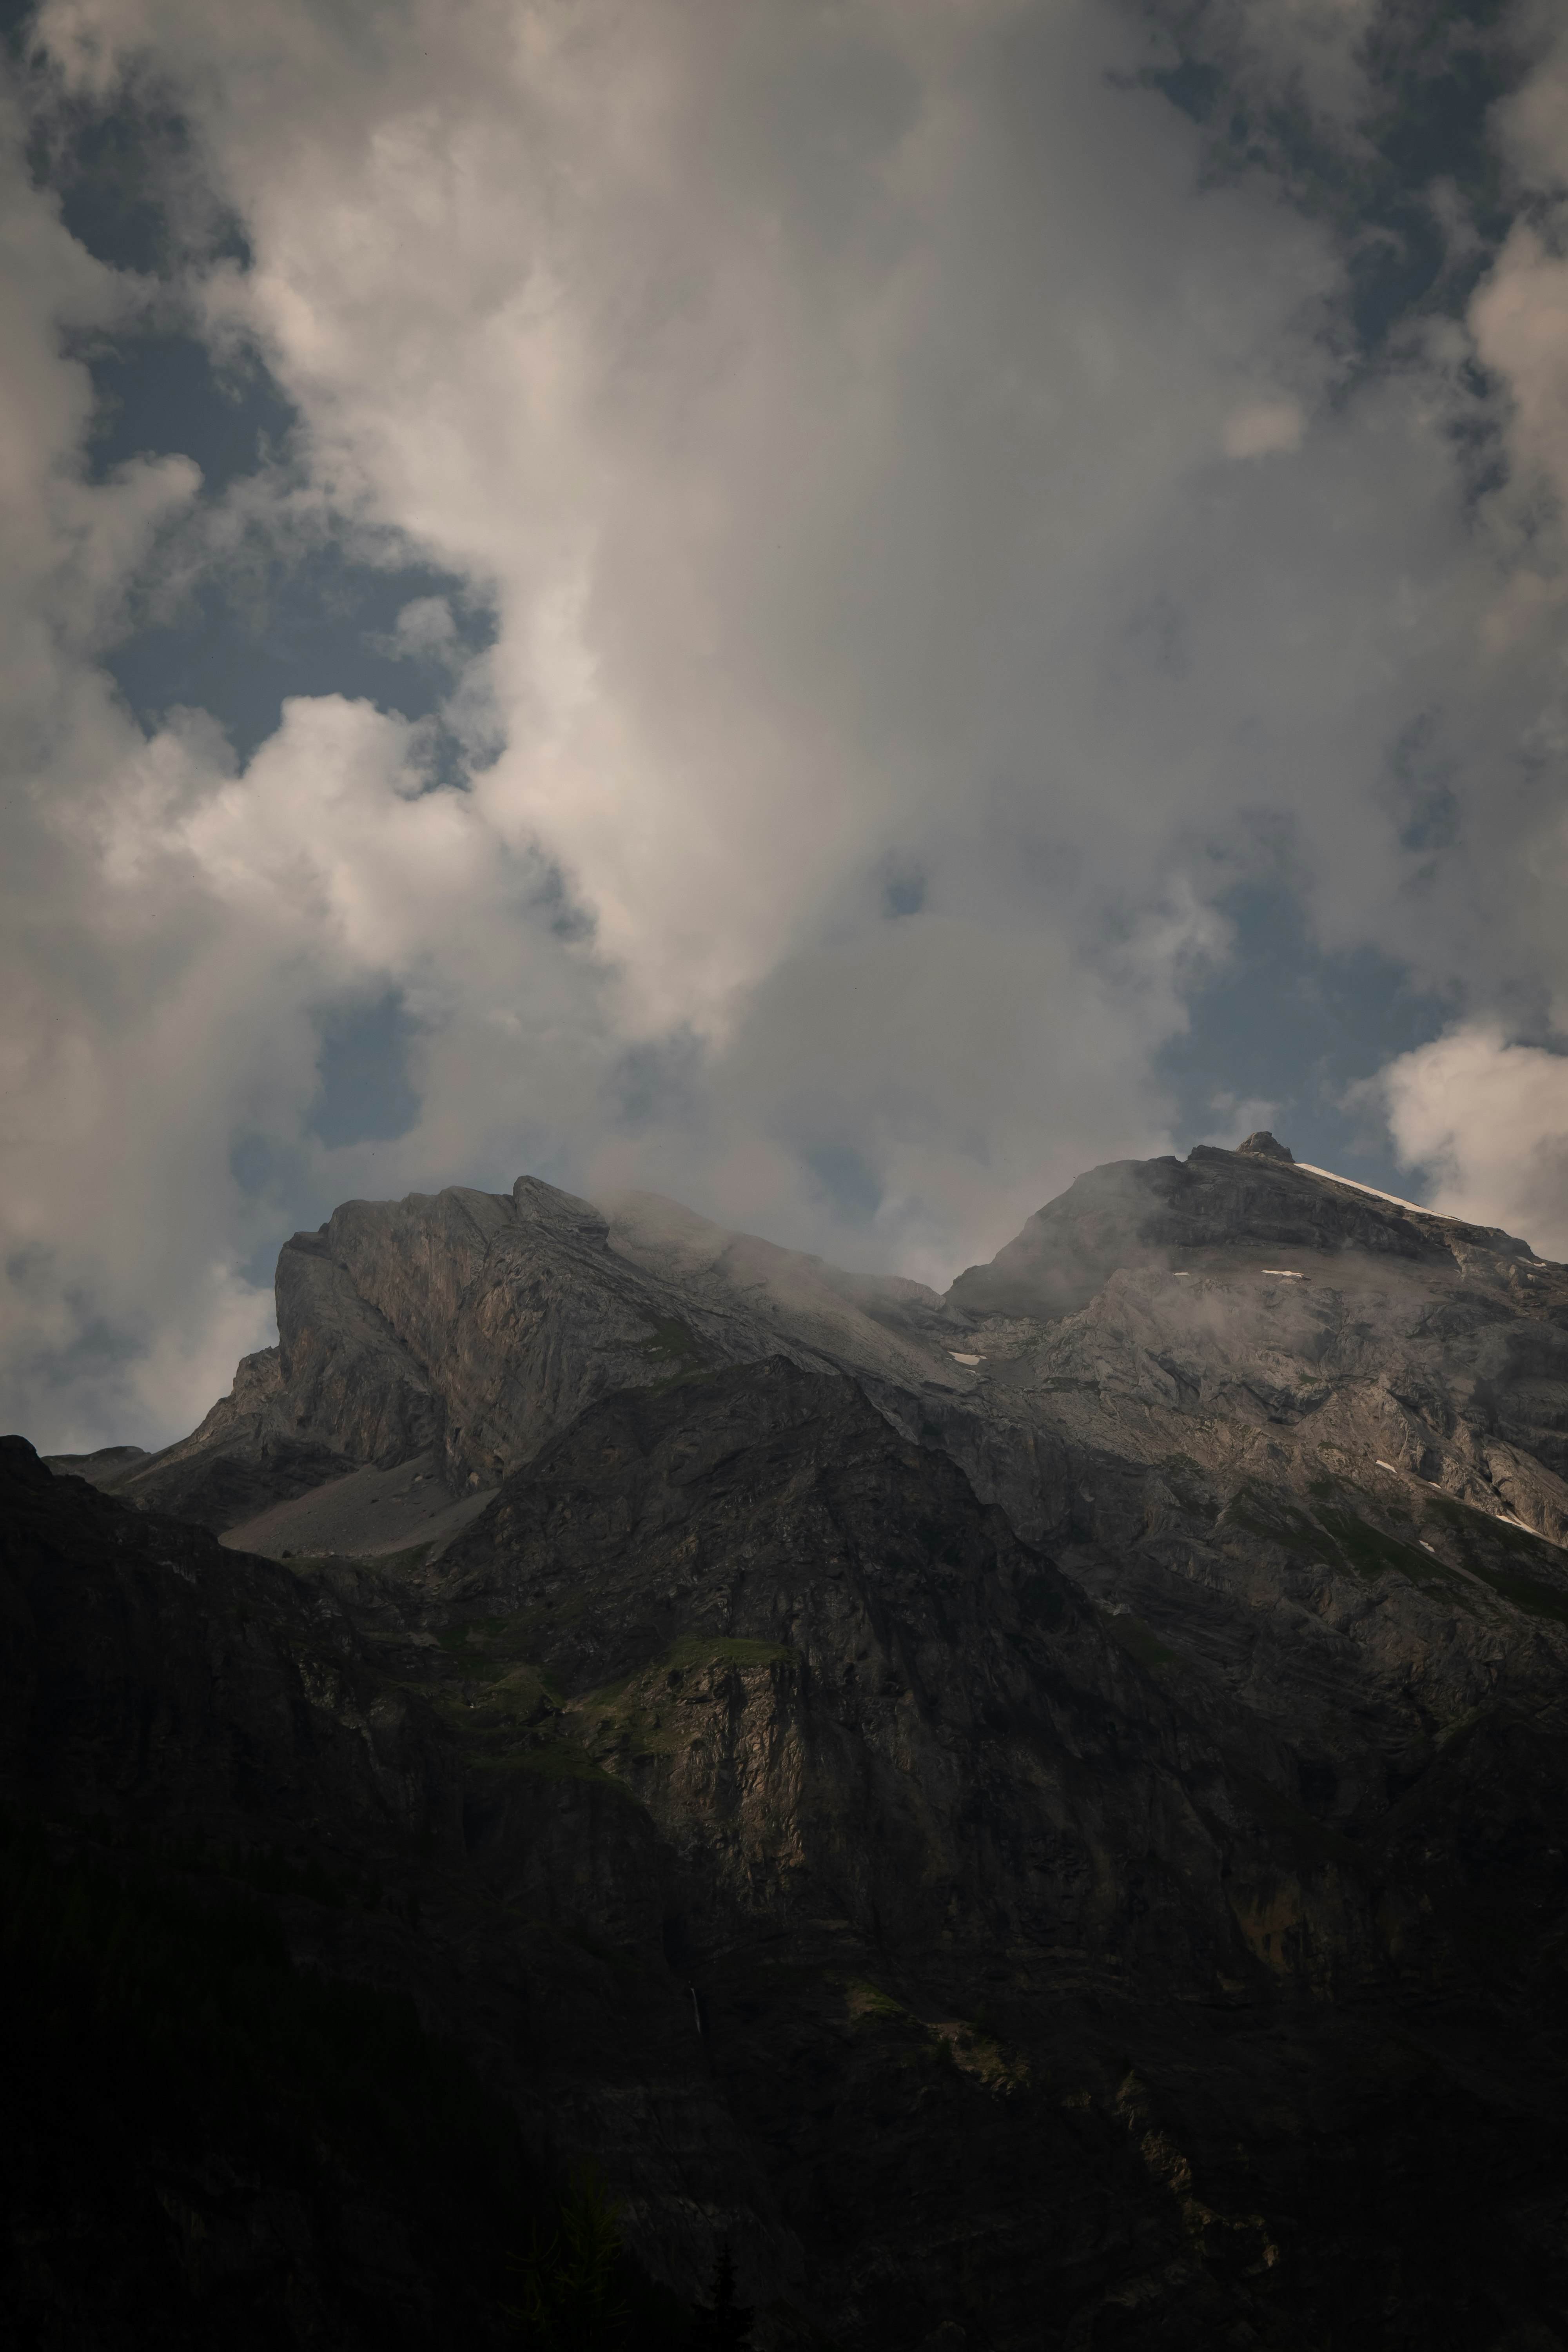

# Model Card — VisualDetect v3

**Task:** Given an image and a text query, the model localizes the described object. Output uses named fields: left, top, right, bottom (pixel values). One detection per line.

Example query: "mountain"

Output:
left=13, top=1131, right=1568, bottom=2348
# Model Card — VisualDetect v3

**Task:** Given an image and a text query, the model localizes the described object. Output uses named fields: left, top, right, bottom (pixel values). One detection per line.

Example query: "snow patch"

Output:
left=1295, top=1163, right=1430, bottom=1216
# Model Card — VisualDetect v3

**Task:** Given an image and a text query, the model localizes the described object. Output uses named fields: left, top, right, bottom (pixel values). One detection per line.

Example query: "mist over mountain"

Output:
left=12, top=1134, right=1568, bottom=2348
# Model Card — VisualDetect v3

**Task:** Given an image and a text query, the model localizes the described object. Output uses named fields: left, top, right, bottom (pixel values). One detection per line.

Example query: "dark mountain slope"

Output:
left=417, top=1363, right=1568, bottom=2347
left=430, top=1358, right=1239, bottom=1985
left=24, top=1132, right=1568, bottom=2344
left=14, top=1341, right=1568, bottom=2347
left=0, top=1433, right=771, bottom=2345
left=901, top=1143, right=1568, bottom=1906
left=0, top=1434, right=532, bottom=2348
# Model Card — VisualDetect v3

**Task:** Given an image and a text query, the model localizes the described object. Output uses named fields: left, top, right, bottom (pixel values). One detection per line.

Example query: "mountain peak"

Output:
left=1235, top=1128, right=1293, bottom=1161
left=19, top=1145, right=1568, bottom=2340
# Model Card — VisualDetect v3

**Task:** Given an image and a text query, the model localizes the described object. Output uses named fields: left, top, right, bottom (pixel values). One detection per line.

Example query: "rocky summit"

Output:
left=11, top=1138, right=1568, bottom=2349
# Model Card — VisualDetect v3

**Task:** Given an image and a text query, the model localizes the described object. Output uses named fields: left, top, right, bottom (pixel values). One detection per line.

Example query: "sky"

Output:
left=5, top=0, right=1568, bottom=1452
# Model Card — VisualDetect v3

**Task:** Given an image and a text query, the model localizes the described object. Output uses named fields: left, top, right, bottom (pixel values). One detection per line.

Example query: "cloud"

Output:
left=1221, top=397, right=1307, bottom=458
left=1470, top=225, right=1568, bottom=517
left=1183, top=0, right=1382, bottom=142
left=1376, top=1024, right=1568, bottom=1260
left=7, top=0, right=1568, bottom=1445
left=1493, top=1, right=1568, bottom=198
left=373, top=594, right=460, bottom=664
left=33, top=0, right=1359, bottom=1019
left=585, top=900, right=1212, bottom=1286
left=1341, top=1, right=1568, bottom=1242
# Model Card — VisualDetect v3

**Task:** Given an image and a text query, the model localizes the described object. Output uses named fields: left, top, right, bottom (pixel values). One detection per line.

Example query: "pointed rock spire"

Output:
left=1236, top=1129, right=1294, bottom=1162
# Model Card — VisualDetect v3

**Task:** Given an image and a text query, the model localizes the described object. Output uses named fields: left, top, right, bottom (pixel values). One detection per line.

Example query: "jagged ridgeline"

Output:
left=12, top=1134, right=1568, bottom=2349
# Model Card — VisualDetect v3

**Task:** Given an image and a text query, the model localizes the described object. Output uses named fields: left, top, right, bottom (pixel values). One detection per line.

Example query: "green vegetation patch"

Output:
left=1466, top=1564, right=1568, bottom=1626
left=950, top=2019, right=1031, bottom=2091
left=1314, top=1507, right=1470, bottom=1599
left=1097, top=1609, right=1182, bottom=1676
left=430, top=1666, right=646, bottom=1800
left=833, top=1974, right=1029, bottom=2083
left=1416, top=1495, right=1568, bottom=1621
left=840, top=1976, right=913, bottom=2029
left=631, top=1316, right=719, bottom=1396
left=578, top=1635, right=798, bottom=1764
left=1423, top=1494, right=1479, bottom=1538
left=428, top=1661, right=557, bottom=1743
left=1223, top=1481, right=1343, bottom=1573
left=638, top=1314, right=706, bottom=1365
left=437, top=1610, right=577, bottom=1681
left=1041, top=1376, right=1100, bottom=1394
left=421, top=1637, right=649, bottom=1798
left=1227, top=1475, right=1476, bottom=1607
left=662, top=1631, right=796, bottom=1676
left=587, top=1633, right=797, bottom=1708
left=465, top=1736, right=636, bottom=1796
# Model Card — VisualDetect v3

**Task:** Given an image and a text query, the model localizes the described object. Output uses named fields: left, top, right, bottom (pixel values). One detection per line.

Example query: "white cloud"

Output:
left=1160, top=0, right=1381, bottom=144
left=1347, top=6, right=1568, bottom=1233
left=1470, top=223, right=1568, bottom=520
left=1493, top=2, right=1568, bottom=200
left=379, top=594, right=459, bottom=663
left=1377, top=1024, right=1568, bottom=1261
left=8, top=0, right=1568, bottom=1445
left=1221, top=397, right=1307, bottom=459
left=587, top=904, right=1202, bottom=1287
left=33, top=0, right=1355, bottom=1029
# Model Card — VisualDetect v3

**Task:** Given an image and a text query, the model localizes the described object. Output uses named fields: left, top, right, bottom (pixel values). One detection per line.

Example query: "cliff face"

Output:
left=71, top=1175, right=985, bottom=1544
left=432, top=1361, right=1236, bottom=1983
left=18, top=1135, right=1568, bottom=2347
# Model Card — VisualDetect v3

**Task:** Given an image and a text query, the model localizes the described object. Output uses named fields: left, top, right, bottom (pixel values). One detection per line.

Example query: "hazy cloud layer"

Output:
left=5, top=0, right=1568, bottom=1447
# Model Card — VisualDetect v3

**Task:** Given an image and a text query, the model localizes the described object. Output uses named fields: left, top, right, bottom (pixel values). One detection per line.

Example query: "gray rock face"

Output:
left=20, top=1134, right=1568, bottom=2343
left=88, top=1174, right=973, bottom=1543
left=76, top=1144, right=1568, bottom=1847
left=436, top=1357, right=1238, bottom=1983
left=68, top=1342, right=356, bottom=1530
left=1236, top=1128, right=1294, bottom=1162
left=945, top=1141, right=1526, bottom=1321
left=919, top=1147, right=1568, bottom=1864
